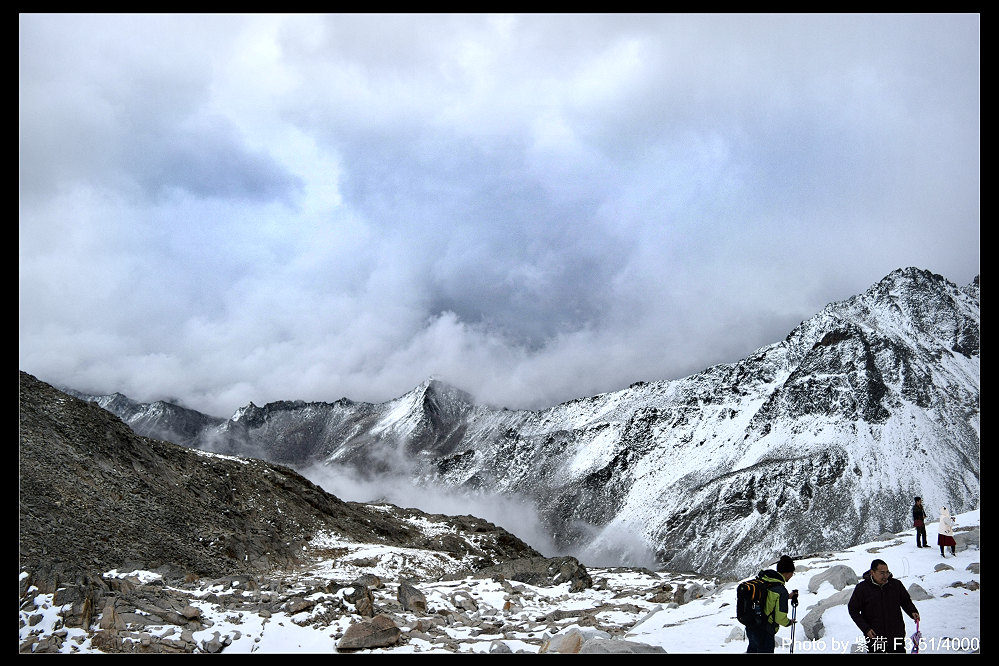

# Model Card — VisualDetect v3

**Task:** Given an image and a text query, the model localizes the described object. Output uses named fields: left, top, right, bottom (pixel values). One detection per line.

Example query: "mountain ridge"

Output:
left=52, top=267, right=980, bottom=577
left=18, top=371, right=542, bottom=589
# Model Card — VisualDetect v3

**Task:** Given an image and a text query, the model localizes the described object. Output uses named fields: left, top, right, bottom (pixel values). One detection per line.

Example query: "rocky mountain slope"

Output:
left=62, top=267, right=980, bottom=577
left=18, top=371, right=542, bottom=590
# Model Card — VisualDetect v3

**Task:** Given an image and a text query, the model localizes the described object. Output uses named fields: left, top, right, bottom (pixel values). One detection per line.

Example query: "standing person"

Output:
left=937, top=506, right=957, bottom=557
left=848, top=559, right=920, bottom=653
left=745, top=555, right=797, bottom=653
left=912, top=497, right=928, bottom=548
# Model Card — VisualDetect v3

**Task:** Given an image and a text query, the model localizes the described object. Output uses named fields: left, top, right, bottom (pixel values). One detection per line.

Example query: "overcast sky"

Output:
left=19, top=13, right=980, bottom=417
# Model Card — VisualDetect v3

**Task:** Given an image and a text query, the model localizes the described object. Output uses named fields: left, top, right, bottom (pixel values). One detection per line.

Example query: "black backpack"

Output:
left=735, top=576, right=780, bottom=627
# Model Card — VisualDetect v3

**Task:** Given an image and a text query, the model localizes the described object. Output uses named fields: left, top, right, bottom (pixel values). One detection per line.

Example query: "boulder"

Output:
left=353, top=573, right=383, bottom=590
left=674, top=582, right=709, bottom=604
left=540, top=627, right=586, bottom=653
left=463, top=556, right=592, bottom=592
left=579, top=638, right=667, bottom=653
left=954, top=527, right=980, bottom=552
left=800, top=588, right=854, bottom=640
left=345, top=585, right=375, bottom=617
left=337, top=614, right=401, bottom=651
left=807, top=565, right=859, bottom=594
left=489, top=640, right=513, bottom=653
left=449, top=589, right=478, bottom=613
left=398, top=582, right=427, bottom=613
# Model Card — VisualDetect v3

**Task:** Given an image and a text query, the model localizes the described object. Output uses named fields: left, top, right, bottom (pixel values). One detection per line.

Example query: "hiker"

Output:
left=745, top=555, right=797, bottom=653
left=847, top=559, right=920, bottom=653
left=912, top=497, right=928, bottom=548
left=937, top=506, right=957, bottom=557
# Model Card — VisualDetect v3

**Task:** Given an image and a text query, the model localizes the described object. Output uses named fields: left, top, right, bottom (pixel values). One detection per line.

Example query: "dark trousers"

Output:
left=915, top=525, right=928, bottom=547
left=747, top=625, right=776, bottom=653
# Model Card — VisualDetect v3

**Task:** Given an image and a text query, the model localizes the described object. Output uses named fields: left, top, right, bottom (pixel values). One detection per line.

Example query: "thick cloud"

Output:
left=19, top=14, right=979, bottom=417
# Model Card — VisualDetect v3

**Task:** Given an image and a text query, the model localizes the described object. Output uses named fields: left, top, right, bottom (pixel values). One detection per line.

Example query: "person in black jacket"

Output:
left=913, top=497, right=928, bottom=548
left=848, top=559, right=920, bottom=653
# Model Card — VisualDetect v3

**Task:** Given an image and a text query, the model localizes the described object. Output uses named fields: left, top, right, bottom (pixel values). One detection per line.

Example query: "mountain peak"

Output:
left=45, top=268, right=979, bottom=576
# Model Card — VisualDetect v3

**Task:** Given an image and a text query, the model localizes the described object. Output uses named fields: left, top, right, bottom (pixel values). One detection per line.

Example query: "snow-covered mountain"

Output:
left=65, top=267, right=980, bottom=577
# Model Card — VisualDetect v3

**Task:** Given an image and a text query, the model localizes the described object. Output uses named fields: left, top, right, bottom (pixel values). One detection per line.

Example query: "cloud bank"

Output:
left=20, top=14, right=980, bottom=417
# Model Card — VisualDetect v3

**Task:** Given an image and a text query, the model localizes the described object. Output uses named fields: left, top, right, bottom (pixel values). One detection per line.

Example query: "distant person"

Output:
left=745, top=555, right=797, bottom=653
left=848, top=559, right=920, bottom=653
left=937, top=506, right=957, bottom=557
left=912, top=497, right=928, bottom=548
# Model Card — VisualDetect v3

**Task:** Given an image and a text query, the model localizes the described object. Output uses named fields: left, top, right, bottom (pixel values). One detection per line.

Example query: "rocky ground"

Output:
left=18, top=548, right=712, bottom=654
left=19, top=515, right=980, bottom=654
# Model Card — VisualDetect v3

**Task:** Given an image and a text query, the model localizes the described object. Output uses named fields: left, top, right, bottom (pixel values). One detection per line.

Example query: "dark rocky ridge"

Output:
left=18, top=371, right=541, bottom=591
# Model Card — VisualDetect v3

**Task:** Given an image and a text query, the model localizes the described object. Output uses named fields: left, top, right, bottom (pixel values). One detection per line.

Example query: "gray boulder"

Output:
left=489, top=640, right=513, bottom=653
left=579, top=638, right=667, bottom=653
left=954, top=527, right=980, bottom=552
left=675, top=582, right=710, bottom=605
left=807, top=565, right=859, bottom=594
left=907, top=583, right=933, bottom=601
left=800, top=588, right=854, bottom=640
left=398, top=582, right=427, bottom=613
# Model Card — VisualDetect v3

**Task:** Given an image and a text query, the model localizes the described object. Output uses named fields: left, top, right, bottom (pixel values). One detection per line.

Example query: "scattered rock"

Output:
left=461, top=556, right=593, bottom=592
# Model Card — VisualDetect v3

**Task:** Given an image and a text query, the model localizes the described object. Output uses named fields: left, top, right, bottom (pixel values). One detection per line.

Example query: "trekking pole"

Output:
left=789, top=590, right=799, bottom=654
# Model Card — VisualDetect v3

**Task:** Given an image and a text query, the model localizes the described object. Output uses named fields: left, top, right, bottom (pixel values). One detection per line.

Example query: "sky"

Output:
left=21, top=508, right=980, bottom=653
left=19, top=13, right=980, bottom=418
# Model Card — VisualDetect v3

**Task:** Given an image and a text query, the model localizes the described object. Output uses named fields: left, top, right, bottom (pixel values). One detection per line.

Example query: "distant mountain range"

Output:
left=61, top=267, right=980, bottom=577
left=19, top=370, right=541, bottom=587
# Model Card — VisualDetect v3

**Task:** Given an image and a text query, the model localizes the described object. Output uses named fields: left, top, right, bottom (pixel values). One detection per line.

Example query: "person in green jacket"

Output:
left=746, top=555, right=798, bottom=653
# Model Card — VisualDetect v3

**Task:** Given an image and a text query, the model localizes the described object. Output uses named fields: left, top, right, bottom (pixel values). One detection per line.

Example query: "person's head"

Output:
left=870, top=559, right=890, bottom=585
left=777, top=555, right=795, bottom=580
left=914, top=497, right=922, bottom=505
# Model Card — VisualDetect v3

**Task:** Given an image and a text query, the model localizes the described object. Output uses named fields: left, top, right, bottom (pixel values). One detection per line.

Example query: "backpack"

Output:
left=735, top=576, right=781, bottom=627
